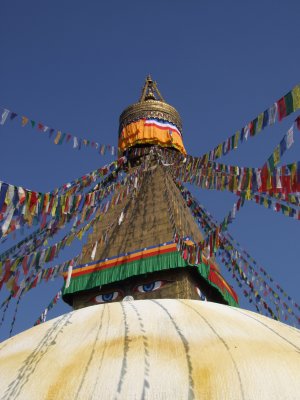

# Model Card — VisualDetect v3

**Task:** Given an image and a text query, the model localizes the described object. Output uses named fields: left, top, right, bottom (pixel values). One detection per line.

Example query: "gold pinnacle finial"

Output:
left=139, top=75, right=165, bottom=102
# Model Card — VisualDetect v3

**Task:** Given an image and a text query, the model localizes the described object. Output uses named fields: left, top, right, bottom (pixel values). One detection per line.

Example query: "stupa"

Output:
left=0, top=77, right=299, bottom=400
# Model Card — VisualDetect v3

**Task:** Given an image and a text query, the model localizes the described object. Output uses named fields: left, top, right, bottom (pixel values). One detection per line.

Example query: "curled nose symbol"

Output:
left=122, top=295, right=134, bottom=302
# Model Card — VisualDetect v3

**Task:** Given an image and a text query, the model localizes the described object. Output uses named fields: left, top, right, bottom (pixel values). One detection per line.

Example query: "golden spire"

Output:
left=119, top=75, right=182, bottom=133
left=139, top=75, right=165, bottom=102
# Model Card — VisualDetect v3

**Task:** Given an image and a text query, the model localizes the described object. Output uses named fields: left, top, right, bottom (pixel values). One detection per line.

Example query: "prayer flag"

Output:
left=58, top=132, right=66, bottom=145
left=21, top=116, right=29, bottom=127
left=0, top=109, right=9, bottom=125
left=279, top=136, right=287, bottom=156
left=244, top=124, right=250, bottom=140
left=257, top=112, right=264, bottom=133
left=240, top=127, right=245, bottom=142
left=10, top=112, right=17, bottom=120
left=262, top=110, right=269, bottom=128
left=234, top=131, right=239, bottom=149
left=284, top=91, right=294, bottom=116
left=268, top=103, right=277, bottom=125
left=273, top=147, right=280, bottom=166
left=286, top=126, right=294, bottom=149
left=91, top=241, right=98, bottom=260
left=54, top=131, right=62, bottom=145
left=73, top=136, right=79, bottom=148
left=277, top=97, right=287, bottom=121
left=292, top=84, right=300, bottom=111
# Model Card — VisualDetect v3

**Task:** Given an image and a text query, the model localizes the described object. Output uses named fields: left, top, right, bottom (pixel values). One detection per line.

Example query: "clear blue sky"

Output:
left=0, top=0, right=299, bottom=340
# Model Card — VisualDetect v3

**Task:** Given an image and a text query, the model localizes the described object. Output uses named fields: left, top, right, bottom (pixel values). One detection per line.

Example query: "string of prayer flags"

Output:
left=176, top=181, right=299, bottom=325
left=197, top=84, right=300, bottom=163
left=34, top=289, right=62, bottom=325
left=250, top=193, right=300, bottom=220
left=225, top=232, right=300, bottom=315
left=220, top=242, right=299, bottom=325
left=0, top=165, right=145, bottom=295
left=170, top=158, right=300, bottom=198
left=262, top=121, right=296, bottom=173
left=0, top=105, right=116, bottom=156
left=0, top=160, right=128, bottom=266
left=219, top=247, right=280, bottom=321
left=0, top=158, right=127, bottom=239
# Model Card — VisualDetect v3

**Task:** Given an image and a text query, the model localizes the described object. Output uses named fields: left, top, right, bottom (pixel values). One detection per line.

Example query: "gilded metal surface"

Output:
left=119, top=100, right=183, bottom=132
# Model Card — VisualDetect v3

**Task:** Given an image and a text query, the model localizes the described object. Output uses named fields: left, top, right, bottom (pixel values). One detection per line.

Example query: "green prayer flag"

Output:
left=252, top=117, right=258, bottom=135
left=268, top=155, right=275, bottom=172
left=284, top=91, right=294, bottom=116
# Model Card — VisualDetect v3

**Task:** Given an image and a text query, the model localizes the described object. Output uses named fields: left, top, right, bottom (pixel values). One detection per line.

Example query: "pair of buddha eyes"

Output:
left=93, top=280, right=166, bottom=304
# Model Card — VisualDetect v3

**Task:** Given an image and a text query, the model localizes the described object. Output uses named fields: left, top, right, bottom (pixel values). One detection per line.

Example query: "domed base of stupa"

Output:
left=0, top=300, right=299, bottom=399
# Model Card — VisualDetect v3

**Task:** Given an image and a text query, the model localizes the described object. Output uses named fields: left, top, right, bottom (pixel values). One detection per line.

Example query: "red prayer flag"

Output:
left=22, top=255, right=28, bottom=275
left=277, top=97, right=287, bottom=121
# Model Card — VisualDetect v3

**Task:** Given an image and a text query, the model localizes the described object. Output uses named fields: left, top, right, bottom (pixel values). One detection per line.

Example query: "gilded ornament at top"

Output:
left=119, top=76, right=183, bottom=133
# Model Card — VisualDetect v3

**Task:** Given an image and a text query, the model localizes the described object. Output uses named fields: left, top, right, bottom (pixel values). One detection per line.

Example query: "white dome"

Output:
left=0, top=299, right=299, bottom=400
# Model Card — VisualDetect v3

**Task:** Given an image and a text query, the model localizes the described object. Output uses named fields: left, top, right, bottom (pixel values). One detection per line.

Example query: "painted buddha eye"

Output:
left=136, top=281, right=164, bottom=293
left=94, top=291, right=120, bottom=303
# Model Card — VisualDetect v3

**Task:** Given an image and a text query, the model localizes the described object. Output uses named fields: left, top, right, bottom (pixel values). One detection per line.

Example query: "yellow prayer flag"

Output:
left=257, top=112, right=264, bottom=133
left=233, top=176, right=238, bottom=192
left=66, top=234, right=75, bottom=246
left=51, top=198, right=58, bottom=217
left=266, top=174, right=272, bottom=190
left=54, top=131, right=62, bottom=145
left=221, top=175, right=225, bottom=191
left=290, top=162, right=297, bottom=180
left=77, top=229, right=84, bottom=240
left=292, top=85, right=300, bottom=111
left=216, top=144, right=222, bottom=158
left=234, top=131, right=239, bottom=149
left=11, top=259, right=20, bottom=272
left=6, top=275, right=15, bottom=291
left=21, top=116, right=29, bottom=127
left=273, top=147, right=280, bottom=166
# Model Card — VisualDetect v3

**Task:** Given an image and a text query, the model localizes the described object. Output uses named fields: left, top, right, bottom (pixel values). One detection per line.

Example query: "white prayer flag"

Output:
left=256, top=169, right=262, bottom=189
left=73, top=136, right=79, bottom=149
left=118, top=211, right=124, bottom=225
left=286, top=127, right=294, bottom=149
left=276, top=168, right=282, bottom=189
left=268, top=103, right=278, bottom=125
left=65, top=264, right=73, bottom=289
left=2, top=206, right=14, bottom=235
left=0, top=109, right=9, bottom=125
left=91, top=241, right=98, bottom=260
left=244, top=125, right=250, bottom=141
